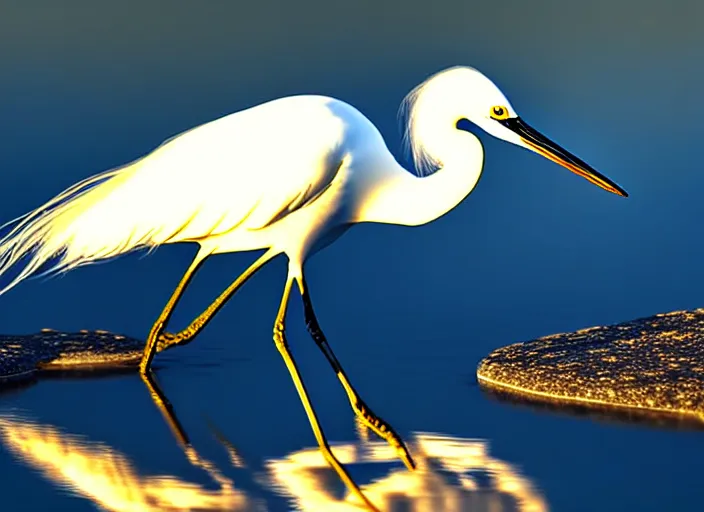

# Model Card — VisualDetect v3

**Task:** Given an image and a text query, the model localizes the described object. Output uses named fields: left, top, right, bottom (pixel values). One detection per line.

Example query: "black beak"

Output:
left=499, top=117, right=628, bottom=197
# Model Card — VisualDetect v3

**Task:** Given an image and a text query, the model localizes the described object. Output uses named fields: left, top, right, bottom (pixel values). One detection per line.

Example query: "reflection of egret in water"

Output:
left=0, top=372, right=547, bottom=511
left=265, top=426, right=548, bottom=512
left=0, top=371, right=260, bottom=512
left=0, top=414, right=257, bottom=512
left=0, top=416, right=548, bottom=512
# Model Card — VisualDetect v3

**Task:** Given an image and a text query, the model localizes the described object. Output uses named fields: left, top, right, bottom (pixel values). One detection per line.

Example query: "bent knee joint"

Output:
left=273, top=321, right=287, bottom=349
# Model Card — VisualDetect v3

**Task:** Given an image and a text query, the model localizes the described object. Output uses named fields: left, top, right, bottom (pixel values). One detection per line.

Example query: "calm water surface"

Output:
left=1, top=1, right=703, bottom=510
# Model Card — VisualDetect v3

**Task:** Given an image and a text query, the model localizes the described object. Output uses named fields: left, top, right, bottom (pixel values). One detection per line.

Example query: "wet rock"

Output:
left=0, top=329, right=145, bottom=383
left=477, top=309, right=704, bottom=423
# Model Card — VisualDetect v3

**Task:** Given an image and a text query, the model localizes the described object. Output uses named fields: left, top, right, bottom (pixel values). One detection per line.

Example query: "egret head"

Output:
left=465, top=67, right=627, bottom=197
left=404, top=66, right=628, bottom=197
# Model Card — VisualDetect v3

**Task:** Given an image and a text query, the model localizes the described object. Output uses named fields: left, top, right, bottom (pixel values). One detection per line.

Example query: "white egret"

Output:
left=0, top=65, right=627, bottom=511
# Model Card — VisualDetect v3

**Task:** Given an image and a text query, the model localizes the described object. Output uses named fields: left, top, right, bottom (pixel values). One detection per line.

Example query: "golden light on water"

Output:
left=0, top=416, right=253, bottom=512
left=477, top=308, right=704, bottom=422
left=0, top=415, right=548, bottom=512
left=267, top=431, right=548, bottom=512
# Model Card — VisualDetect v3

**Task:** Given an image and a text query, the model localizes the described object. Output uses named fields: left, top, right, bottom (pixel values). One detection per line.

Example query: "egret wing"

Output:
left=111, top=97, right=349, bottom=245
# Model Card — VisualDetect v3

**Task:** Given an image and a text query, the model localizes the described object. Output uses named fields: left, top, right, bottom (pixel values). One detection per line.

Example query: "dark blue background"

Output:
left=0, top=1, right=702, bottom=510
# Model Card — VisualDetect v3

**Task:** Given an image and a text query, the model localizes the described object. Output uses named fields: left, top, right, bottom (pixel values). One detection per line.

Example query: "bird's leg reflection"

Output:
left=299, top=274, right=416, bottom=472
left=207, top=420, right=246, bottom=469
left=155, top=250, right=276, bottom=352
left=140, top=370, right=191, bottom=447
left=275, top=276, right=379, bottom=512
left=139, top=370, right=233, bottom=486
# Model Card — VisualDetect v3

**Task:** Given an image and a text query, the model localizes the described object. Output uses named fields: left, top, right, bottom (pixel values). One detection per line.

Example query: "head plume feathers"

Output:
left=398, top=66, right=482, bottom=177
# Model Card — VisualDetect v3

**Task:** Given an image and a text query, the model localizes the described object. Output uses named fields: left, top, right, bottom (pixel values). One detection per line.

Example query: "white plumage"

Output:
left=0, top=95, right=365, bottom=291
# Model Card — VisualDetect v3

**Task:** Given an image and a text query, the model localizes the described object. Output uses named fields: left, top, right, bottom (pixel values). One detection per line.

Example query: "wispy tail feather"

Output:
left=0, top=161, right=141, bottom=296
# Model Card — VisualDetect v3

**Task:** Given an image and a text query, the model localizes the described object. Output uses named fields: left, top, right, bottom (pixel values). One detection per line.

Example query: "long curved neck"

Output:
left=358, top=98, right=484, bottom=227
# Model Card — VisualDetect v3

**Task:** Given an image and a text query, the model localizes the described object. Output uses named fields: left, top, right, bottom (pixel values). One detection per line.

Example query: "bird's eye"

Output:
left=490, top=106, right=510, bottom=120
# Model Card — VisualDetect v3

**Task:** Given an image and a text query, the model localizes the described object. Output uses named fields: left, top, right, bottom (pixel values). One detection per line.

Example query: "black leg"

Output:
left=299, top=274, right=416, bottom=471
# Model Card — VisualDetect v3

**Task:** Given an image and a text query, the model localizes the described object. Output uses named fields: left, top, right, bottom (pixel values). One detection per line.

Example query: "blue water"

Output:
left=0, top=1, right=703, bottom=510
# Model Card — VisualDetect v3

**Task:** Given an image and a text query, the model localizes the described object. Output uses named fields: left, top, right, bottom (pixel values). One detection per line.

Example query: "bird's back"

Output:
left=129, top=95, right=385, bottom=241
